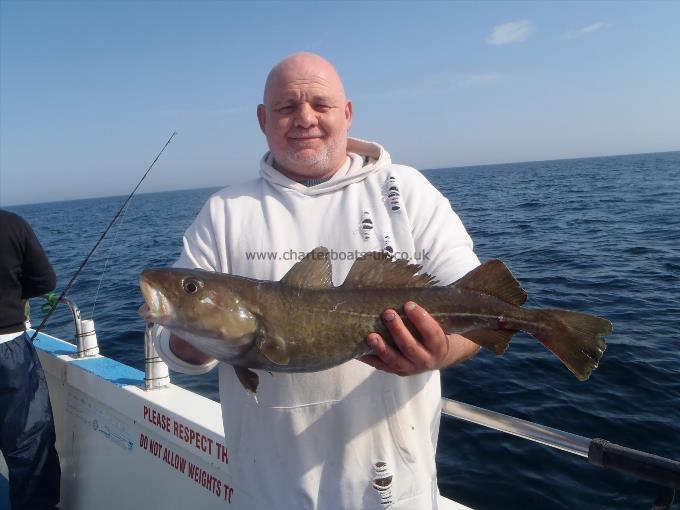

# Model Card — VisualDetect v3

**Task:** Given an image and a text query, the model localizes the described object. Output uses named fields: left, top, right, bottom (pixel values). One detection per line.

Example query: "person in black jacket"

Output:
left=0, top=209, right=60, bottom=510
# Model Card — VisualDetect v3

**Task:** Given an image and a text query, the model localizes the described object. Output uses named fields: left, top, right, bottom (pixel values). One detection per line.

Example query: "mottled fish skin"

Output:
left=139, top=247, right=612, bottom=394
left=229, top=284, right=521, bottom=371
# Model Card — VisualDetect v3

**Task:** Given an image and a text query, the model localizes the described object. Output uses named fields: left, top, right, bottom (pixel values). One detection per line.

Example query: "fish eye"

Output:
left=182, top=278, right=202, bottom=294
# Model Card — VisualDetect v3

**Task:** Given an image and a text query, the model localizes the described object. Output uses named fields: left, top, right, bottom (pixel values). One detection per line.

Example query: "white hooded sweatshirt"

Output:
left=154, top=139, right=480, bottom=509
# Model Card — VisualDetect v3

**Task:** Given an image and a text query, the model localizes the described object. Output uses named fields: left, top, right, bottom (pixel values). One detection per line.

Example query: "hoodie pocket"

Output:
left=230, top=387, right=424, bottom=509
left=382, top=388, right=417, bottom=468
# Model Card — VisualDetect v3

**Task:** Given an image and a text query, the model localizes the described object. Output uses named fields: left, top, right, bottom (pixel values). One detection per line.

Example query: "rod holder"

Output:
left=76, top=318, right=100, bottom=357
left=57, top=297, right=100, bottom=358
left=144, top=323, right=170, bottom=391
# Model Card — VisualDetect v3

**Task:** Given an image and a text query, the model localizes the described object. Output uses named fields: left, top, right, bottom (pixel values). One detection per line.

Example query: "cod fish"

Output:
left=139, top=247, right=612, bottom=395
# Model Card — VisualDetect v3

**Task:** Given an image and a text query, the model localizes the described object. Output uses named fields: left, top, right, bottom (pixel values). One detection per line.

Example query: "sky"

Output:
left=1, top=0, right=679, bottom=206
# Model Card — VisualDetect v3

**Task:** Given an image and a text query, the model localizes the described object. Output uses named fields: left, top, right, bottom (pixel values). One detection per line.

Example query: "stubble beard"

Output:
left=284, top=139, right=337, bottom=175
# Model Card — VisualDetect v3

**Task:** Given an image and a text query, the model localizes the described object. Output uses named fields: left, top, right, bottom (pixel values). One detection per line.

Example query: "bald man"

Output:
left=155, top=53, right=481, bottom=509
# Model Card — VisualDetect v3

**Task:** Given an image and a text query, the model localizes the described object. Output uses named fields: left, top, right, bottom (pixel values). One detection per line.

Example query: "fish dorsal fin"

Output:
left=341, top=252, right=438, bottom=288
left=452, top=260, right=527, bottom=306
left=280, top=247, right=334, bottom=289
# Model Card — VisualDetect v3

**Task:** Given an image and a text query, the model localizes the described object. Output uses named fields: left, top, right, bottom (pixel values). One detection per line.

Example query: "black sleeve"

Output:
left=20, top=222, right=56, bottom=299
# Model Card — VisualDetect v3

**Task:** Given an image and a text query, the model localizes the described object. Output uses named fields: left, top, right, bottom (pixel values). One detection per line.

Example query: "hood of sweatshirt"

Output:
left=259, top=138, right=391, bottom=196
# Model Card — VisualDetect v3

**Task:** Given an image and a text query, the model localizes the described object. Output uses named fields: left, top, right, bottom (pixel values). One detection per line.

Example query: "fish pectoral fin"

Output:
left=234, top=366, right=260, bottom=400
left=257, top=335, right=290, bottom=366
left=463, top=329, right=517, bottom=355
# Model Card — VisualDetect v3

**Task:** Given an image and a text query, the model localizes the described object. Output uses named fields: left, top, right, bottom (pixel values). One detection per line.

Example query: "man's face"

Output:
left=258, top=58, right=352, bottom=180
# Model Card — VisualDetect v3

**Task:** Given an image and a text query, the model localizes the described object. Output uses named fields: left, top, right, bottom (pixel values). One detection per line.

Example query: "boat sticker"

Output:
left=66, top=391, right=134, bottom=452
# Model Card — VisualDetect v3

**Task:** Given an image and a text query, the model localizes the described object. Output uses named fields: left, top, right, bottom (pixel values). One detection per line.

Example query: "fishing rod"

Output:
left=30, top=131, right=177, bottom=341
left=441, top=398, right=679, bottom=509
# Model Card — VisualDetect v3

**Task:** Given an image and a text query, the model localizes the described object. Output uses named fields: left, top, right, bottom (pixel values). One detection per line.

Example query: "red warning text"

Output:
left=139, top=432, right=235, bottom=504
left=142, top=404, right=229, bottom=464
left=143, top=405, right=172, bottom=433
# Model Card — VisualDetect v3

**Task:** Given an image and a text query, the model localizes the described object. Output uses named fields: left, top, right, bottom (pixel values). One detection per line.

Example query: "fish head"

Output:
left=139, top=268, right=259, bottom=356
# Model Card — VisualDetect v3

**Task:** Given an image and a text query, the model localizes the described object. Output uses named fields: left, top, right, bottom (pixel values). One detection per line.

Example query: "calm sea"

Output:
left=8, top=151, right=680, bottom=509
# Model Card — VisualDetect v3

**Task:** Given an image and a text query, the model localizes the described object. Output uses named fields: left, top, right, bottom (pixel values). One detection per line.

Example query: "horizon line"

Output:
left=3, top=148, right=679, bottom=208
left=424, top=148, right=680, bottom=173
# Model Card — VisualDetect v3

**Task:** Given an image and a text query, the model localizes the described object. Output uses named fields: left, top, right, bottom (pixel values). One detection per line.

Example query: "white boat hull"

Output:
left=0, top=331, right=472, bottom=509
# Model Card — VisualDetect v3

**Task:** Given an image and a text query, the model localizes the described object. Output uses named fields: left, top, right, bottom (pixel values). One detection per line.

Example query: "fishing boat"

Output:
left=1, top=297, right=678, bottom=509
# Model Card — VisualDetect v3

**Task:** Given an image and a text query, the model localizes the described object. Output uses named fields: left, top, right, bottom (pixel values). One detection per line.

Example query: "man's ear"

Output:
left=257, top=104, right=266, bottom=134
left=345, top=100, right=353, bottom=130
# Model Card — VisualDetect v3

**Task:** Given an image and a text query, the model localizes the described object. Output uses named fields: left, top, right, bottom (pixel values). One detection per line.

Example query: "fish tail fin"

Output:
left=532, top=309, right=612, bottom=381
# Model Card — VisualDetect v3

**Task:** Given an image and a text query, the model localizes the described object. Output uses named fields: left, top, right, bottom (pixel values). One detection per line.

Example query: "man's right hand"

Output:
left=169, top=333, right=214, bottom=365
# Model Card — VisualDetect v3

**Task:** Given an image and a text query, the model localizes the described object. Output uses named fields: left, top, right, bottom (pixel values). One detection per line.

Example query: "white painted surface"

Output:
left=0, top=332, right=473, bottom=509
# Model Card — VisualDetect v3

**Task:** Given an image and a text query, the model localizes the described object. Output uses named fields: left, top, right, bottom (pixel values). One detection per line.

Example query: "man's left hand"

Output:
left=359, top=301, right=480, bottom=376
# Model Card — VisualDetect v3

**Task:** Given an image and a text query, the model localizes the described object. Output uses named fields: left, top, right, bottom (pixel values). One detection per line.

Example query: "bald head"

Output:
left=257, top=53, right=353, bottom=180
left=263, top=53, right=347, bottom=105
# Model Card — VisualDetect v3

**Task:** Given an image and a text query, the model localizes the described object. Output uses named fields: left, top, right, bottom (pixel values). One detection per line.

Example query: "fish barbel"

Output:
left=139, top=247, right=612, bottom=395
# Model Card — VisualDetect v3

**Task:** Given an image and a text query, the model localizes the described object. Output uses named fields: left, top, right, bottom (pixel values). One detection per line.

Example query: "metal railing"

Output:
left=441, top=398, right=679, bottom=509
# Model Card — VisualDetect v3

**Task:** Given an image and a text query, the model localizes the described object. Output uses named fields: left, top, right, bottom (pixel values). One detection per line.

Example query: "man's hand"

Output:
left=169, top=333, right=214, bottom=365
left=359, top=301, right=480, bottom=376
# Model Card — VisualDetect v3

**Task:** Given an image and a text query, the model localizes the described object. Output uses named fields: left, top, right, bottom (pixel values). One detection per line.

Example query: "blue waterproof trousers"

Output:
left=0, top=333, right=60, bottom=510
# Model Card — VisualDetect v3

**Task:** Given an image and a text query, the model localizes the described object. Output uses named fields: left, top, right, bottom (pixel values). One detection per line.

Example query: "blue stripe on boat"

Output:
left=30, top=330, right=145, bottom=387
left=32, top=331, right=77, bottom=356
left=71, top=357, right=144, bottom=386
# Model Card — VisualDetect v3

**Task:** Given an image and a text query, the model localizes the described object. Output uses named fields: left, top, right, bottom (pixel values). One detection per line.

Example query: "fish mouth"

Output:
left=139, top=279, right=174, bottom=323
